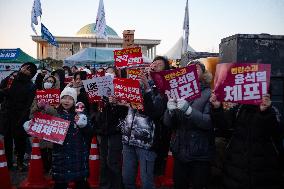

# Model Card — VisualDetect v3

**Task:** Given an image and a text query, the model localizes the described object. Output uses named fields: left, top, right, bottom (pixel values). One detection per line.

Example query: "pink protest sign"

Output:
left=113, top=78, right=144, bottom=110
left=114, top=47, right=143, bottom=68
left=150, top=65, right=201, bottom=101
left=214, top=63, right=271, bottom=105
left=27, top=112, right=70, bottom=145
left=36, top=89, right=61, bottom=106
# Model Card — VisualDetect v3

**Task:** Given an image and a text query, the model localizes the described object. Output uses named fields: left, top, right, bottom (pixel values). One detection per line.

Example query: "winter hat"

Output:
left=60, top=87, right=77, bottom=103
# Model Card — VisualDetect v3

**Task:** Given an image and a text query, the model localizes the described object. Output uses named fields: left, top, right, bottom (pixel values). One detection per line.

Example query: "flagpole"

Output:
left=94, top=36, right=97, bottom=69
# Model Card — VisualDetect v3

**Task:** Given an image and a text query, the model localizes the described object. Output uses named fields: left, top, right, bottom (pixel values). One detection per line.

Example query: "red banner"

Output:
left=27, top=112, right=70, bottom=145
left=64, top=76, right=73, bottom=85
left=36, top=89, right=61, bottom=106
left=127, top=69, right=142, bottom=80
left=214, top=63, right=271, bottom=105
left=113, top=78, right=144, bottom=110
left=150, top=65, right=201, bottom=101
left=114, top=47, right=143, bottom=68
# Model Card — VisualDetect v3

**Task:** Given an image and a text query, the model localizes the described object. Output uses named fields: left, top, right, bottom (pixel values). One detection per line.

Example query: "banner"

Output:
left=114, top=47, right=143, bottom=68
left=113, top=78, right=144, bottom=110
left=214, top=63, right=271, bottom=105
left=41, top=23, right=59, bottom=47
left=64, top=76, right=73, bottom=85
left=94, top=0, right=107, bottom=39
left=0, top=49, right=20, bottom=60
left=182, top=0, right=189, bottom=54
left=127, top=69, right=142, bottom=80
left=151, top=65, right=201, bottom=101
left=31, top=0, right=42, bottom=35
left=27, top=112, right=70, bottom=145
left=36, top=89, right=60, bottom=106
left=82, top=75, right=114, bottom=102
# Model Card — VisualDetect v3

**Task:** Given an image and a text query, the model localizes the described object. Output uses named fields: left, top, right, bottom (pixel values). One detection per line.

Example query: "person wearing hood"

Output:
left=0, top=62, right=37, bottom=170
left=163, top=61, right=214, bottom=189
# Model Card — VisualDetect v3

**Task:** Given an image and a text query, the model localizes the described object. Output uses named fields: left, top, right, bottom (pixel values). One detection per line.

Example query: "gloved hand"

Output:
left=167, top=99, right=177, bottom=111
left=75, top=114, right=88, bottom=128
left=177, top=99, right=192, bottom=115
left=23, top=120, right=31, bottom=132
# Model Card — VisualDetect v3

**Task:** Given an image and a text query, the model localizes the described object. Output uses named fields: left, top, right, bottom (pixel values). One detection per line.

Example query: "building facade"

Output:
left=32, top=23, right=160, bottom=61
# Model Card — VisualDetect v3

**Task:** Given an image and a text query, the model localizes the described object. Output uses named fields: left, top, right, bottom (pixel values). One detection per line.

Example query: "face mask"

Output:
left=105, top=72, right=115, bottom=79
left=44, top=82, right=53, bottom=89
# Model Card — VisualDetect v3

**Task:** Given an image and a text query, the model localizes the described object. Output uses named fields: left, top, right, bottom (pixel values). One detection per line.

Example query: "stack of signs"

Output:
left=82, top=75, right=114, bottom=103
left=150, top=64, right=201, bottom=101
left=114, top=47, right=143, bottom=68
left=27, top=112, right=70, bottom=145
left=214, top=63, right=271, bottom=105
left=36, top=89, right=60, bottom=106
left=113, top=78, right=144, bottom=110
left=127, top=69, right=142, bottom=80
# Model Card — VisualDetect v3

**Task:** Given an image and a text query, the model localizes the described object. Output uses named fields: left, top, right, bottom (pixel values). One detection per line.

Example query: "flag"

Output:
left=31, top=0, right=42, bottom=35
left=182, top=0, right=189, bottom=54
left=41, top=23, right=59, bottom=47
left=94, top=0, right=107, bottom=39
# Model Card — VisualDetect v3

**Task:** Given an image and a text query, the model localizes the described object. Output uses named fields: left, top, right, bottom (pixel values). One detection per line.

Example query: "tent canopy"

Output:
left=0, top=48, right=40, bottom=64
left=0, top=48, right=40, bottom=71
left=164, top=37, right=195, bottom=60
left=64, top=47, right=152, bottom=67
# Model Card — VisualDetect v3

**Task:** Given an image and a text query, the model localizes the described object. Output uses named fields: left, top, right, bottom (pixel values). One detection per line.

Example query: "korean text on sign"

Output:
left=127, top=69, right=142, bottom=80
left=114, top=47, right=143, bottom=68
left=82, top=75, right=114, bottom=102
left=27, top=112, right=70, bottom=145
left=113, top=78, right=144, bottom=110
left=36, top=89, right=60, bottom=106
left=150, top=64, right=201, bottom=101
left=214, top=63, right=271, bottom=105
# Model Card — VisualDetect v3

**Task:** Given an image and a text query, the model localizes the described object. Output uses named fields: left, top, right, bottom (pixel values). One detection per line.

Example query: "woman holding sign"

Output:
left=163, top=61, right=215, bottom=189
left=210, top=92, right=284, bottom=189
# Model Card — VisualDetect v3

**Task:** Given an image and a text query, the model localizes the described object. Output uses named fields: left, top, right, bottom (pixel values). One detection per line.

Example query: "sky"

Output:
left=0, top=0, right=284, bottom=59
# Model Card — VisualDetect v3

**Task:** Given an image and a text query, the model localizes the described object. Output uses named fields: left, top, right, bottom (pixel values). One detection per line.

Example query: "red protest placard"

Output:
left=36, top=89, right=61, bottom=106
left=214, top=63, right=271, bottom=105
left=150, top=65, right=201, bottom=101
left=114, top=47, right=143, bottom=68
left=113, top=78, right=144, bottom=110
left=27, top=112, right=70, bottom=145
left=127, top=69, right=142, bottom=80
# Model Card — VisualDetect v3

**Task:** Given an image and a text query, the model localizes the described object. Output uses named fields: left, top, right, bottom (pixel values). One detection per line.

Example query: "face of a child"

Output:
left=61, top=96, right=74, bottom=110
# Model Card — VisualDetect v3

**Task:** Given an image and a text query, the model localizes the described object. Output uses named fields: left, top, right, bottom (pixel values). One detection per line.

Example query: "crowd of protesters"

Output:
left=0, top=56, right=283, bottom=189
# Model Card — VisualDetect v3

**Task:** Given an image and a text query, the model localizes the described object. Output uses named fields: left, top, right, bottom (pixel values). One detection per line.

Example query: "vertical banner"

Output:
left=150, top=64, right=201, bottom=101
left=27, top=112, right=70, bottom=145
left=214, top=63, right=271, bottom=105
left=36, top=89, right=61, bottom=106
left=82, top=75, right=114, bottom=103
left=114, top=47, right=143, bottom=68
left=113, top=78, right=144, bottom=110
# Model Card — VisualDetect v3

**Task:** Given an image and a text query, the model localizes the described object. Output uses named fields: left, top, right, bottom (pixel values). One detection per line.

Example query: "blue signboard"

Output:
left=0, top=49, right=20, bottom=60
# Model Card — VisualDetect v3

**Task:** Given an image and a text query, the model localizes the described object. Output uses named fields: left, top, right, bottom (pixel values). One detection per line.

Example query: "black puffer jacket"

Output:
left=93, top=103, right=128, bottom=136
left=212, top=104, right=283, bottom=189
left=163, top=84, right=215, bottom=162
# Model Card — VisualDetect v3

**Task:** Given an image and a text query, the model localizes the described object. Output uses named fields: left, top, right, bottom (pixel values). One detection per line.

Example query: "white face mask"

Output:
left=44, top=82, right=53, bottom=89
left=105, top=72, right=115, bottom=79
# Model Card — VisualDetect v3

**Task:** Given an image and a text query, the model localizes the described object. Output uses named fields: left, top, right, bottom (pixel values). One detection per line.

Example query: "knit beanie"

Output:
left=60, top=87, right=77, bottom=103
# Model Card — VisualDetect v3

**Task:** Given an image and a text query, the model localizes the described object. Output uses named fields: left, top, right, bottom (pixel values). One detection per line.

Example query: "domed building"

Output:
left=32, top=23, right=160, bottom=61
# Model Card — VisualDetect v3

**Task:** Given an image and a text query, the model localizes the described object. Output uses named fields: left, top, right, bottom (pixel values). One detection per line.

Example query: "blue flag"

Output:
left=41, top=23, right=59, bottom=47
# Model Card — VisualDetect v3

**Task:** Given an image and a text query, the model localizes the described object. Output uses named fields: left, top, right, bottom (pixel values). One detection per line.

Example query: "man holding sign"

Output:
left=210, top=63, right=283, bottom=189
left=122, top=56, right=170, bottom=189
left=163, top=61, right=214, bottom=189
